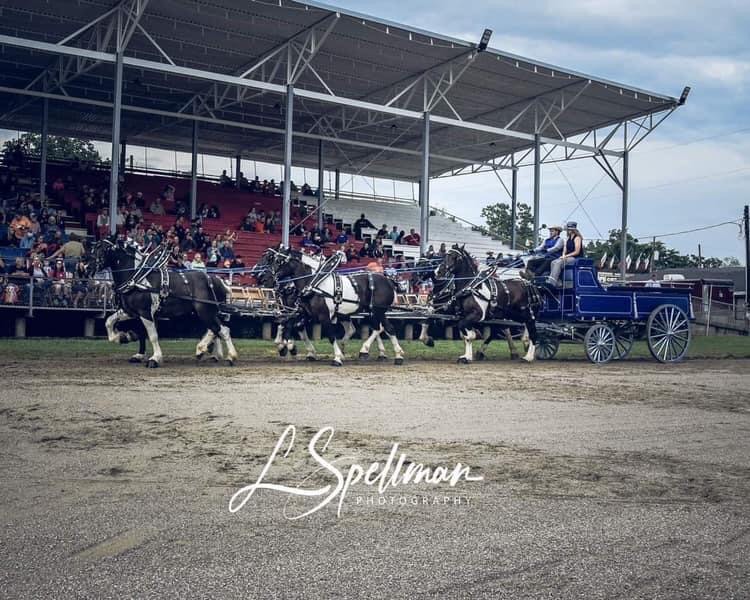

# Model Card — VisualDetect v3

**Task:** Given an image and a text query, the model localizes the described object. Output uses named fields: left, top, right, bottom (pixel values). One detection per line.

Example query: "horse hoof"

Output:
left=129, top=356, right=143, bottom=364
left=510, top=354, right=519, bottom=361
left=210, top=356, right=219, bottom=363
left=394, top=357, right=404, bottom=366
left=377, top=355, right=389, bottom=362
left=117, top=333, right=129, bottom=344
left=330, top=360, right=343, bottom=367
left=279, top=346, right=288, bottom=357
left=477, top=352, right=486, bottom=361
left=359, top=352, right=369, bottom=360
left=456, top=357, right=470, bottom=365
left=196, top=352, right=204, bottom=361
left=146, top=360, right=159, bottom=369
left=225, top=360, right=234, bottom=367
left=290, top=346, right=298, bottom=356
left=305, top=355, right=317, bottom=362
left=425, top=337, right=435, bottom=347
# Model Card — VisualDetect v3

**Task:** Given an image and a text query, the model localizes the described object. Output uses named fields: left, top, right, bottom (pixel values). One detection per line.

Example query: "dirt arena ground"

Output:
left=1, top=348, right=749, bottom=598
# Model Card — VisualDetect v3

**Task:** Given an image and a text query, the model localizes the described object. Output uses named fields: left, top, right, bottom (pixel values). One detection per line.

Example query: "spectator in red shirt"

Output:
left=403, top=228, right=421, bottom=246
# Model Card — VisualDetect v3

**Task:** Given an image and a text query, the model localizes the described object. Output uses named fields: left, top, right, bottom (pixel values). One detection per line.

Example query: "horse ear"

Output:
left=461, top=244, right=465, bottom=250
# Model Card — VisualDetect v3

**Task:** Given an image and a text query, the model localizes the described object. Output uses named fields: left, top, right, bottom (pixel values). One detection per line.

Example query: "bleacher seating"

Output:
left=323, top=195, right=510, bottom=258
left=16, top=164, right=507, bottom=268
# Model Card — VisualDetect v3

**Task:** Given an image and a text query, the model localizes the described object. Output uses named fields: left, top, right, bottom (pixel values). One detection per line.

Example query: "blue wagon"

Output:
left=532, top=259, right=694, bottom=363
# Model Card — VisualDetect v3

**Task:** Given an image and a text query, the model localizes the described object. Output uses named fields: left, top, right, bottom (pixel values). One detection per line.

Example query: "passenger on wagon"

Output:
left=548, top=222, right=585, bottom=285
left=521, top=225, right=563, bottom=279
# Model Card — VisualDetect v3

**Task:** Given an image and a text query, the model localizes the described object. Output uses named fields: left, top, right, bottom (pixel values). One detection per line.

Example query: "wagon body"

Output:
left=533, top=259, right=694, bottom=363
left=538, top=259, right=694, bottom=322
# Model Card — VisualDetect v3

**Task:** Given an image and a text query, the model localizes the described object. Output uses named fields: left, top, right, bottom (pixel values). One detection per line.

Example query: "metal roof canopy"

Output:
left=0, top=0, right=685, bottom=271
left=0, top=0, right=681, bottom=181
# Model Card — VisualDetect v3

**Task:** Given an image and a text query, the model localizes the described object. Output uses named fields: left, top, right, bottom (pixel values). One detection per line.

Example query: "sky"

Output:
left=330, top=0, right=750, bottom=261
left=3, top=0, right=749, bottom=261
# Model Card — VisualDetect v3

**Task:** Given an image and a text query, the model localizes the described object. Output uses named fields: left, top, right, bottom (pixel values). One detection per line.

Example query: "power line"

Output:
left=554, top=162, right=603, bottom=238
left=580, top=165, right=750, bottom=203
left=582, top=218, right=743, bottom=243
left=636, top=219, right=743, bottom=240
left=640, top=126, right=750, bottom=154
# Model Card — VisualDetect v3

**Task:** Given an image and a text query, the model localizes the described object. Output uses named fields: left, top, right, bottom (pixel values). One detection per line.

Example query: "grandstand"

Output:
left=0, top=0, right=684, bottom=277
left=0, top=153, right=506, bottom=269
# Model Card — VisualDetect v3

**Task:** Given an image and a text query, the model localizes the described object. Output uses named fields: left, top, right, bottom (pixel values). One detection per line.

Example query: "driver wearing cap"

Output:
left=521, top=225, right=563, bottom=279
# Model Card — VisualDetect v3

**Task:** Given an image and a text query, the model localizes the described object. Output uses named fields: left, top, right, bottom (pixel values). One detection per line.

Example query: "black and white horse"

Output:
left=415, top=255, right=528, bottom=360
left=262, top=247, right=403, bottom=366
left=428, top=245, right=541, bottom=363
left=89, top=239, right=238, bottom=367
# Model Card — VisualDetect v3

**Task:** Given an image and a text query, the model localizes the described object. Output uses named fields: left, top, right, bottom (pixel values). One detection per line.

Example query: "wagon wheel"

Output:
left=646, top=304, right=691, bottom=363
left=583, top=323, right=616, bottom=364
left=612, top=326, right=635, bottom=360
left=535, top=336, right=560, bottom=360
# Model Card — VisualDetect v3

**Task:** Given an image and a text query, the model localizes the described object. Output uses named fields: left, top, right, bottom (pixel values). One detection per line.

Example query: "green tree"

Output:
left=480, top=202, right=534, bottom=247
left=2, top=133, right=104, bottom=163
left=585, top=228, right=733, bottom=271
left=585, top=229, right=653, bottom=268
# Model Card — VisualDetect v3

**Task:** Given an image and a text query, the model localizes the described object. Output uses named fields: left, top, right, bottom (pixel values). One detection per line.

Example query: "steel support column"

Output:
left=281, top=84, right=294, bottom=247
left=108, top=51, right=124, bottom=236
left=190, top=120, right=198, bottom=218
left=419, top=112, right=430, bottom=255
left=620, top=150, right=630, bottom=281
left=39, top=98, right=48, bottom=201
left=334, top=168, right=340, bottom=201
left=235, top=154, right=241, bottom=189
left=317, top=139, right=324, bottom=231
left=511, top=167, right=518, bottom=250
left=533, top=133, right=541, bottom=244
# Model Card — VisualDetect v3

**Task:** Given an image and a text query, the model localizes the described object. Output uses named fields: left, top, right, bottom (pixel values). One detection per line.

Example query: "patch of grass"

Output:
left=1, top=334, right=749, bottom=362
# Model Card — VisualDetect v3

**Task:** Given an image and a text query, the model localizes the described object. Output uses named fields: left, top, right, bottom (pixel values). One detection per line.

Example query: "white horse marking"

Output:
left=219, top=325, right=238, bottom=362
left=140, top=317, right=163, bottom=365
left=196, top=330, right=215, bottom=356
left=105, top=309, right=128, bottom=343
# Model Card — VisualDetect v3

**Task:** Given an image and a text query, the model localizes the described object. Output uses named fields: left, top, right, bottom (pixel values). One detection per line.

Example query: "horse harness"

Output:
left=300, top=252, right=379, bottom=312
left=111, top=243, right=227, bottom=315
left=457, top=265, right=509, bottom=310
left=118, top=244, right=171, bottom=298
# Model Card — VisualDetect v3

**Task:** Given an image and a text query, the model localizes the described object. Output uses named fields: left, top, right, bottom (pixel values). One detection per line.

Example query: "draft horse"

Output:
left=431, top=245, right=542, bottom=363
left=89, top=239, right=238, bottom=367
left=415, top=256, right=528, bottom=360
left=263, top=247, right=404, bottom=366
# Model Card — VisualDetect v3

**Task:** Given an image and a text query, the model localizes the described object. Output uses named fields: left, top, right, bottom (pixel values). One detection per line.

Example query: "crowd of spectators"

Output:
left=2, top=142, right=440, bottom=306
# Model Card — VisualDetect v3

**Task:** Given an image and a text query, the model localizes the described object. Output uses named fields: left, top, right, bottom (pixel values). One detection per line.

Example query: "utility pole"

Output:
left=698, top=243, right=703, bottom=268
left=744, top=205, right=749, bottom=320
left=650, top=237, right=656, bottom=274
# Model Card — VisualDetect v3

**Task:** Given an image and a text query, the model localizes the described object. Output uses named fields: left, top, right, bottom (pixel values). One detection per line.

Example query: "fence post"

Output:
left=15, top=317, right=27, bottom=338
left=28, top=279, right=34, bottom=317
left=705, top=284, right=713, bottom=336
left=84, top=318, right=96, bottom=338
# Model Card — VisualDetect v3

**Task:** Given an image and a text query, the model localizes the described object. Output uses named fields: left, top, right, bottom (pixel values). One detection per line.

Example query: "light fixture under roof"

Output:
left=478, top=29, right=493, bottom=52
